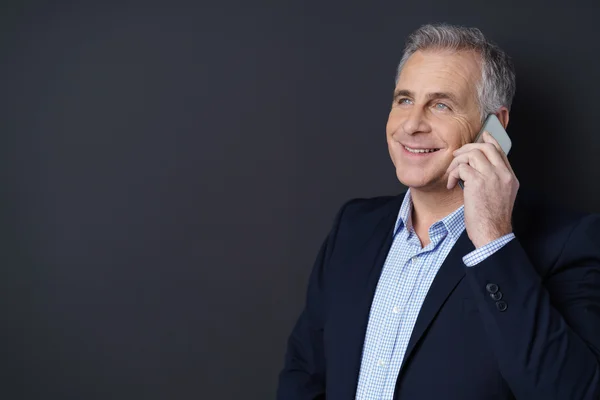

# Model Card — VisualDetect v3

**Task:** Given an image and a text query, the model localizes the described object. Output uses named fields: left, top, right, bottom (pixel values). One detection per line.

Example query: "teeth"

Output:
left=404, top=146, right=439, bottom=154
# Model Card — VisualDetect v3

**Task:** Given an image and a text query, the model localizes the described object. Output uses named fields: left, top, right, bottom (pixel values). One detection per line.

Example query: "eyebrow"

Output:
left=393, top=89, right=461, bottom=106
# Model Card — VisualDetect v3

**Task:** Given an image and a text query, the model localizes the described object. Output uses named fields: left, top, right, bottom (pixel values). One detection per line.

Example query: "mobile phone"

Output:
left=457, top=114, right=512, bottom=189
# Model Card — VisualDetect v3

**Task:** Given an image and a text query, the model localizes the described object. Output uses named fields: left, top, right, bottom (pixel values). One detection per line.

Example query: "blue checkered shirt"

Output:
left=355, top=189, right=514, bottom=399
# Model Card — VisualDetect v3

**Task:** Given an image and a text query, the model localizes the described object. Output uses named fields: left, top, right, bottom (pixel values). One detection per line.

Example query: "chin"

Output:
left=396, top=169, right=428, bottom=188
left=396, top=169, right=446, bottom=192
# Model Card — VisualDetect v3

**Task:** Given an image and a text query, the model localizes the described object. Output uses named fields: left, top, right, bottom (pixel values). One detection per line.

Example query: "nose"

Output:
left=402, top=107, right=429, bottom=135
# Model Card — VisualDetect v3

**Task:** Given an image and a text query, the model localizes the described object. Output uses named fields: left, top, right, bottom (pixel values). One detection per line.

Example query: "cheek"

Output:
left=453, top=113, right=479, bottom=141
left=386, top=110, right=403, bottom=136
left=439, top=115, right=478, bottom=148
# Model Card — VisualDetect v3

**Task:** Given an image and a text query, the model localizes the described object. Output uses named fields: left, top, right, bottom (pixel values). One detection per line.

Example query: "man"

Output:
left=276, top=23, right=600, bottom=399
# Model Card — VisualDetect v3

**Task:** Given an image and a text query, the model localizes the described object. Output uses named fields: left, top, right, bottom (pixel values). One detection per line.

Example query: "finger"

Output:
left=446, top=149, right=495, bottom=178
left=454, top=140, right=507, bottom=170
left=482, top=131, right=516, bottom=175
left=481, top=130, right=503, bottom=152
left=447, top=163, right=481, bottom=190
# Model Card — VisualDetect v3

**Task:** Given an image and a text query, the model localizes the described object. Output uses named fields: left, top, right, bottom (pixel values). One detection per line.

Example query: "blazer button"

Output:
left=490, top=291, right=503, bottom=301
left=486, top=283, right=499, bottom=294
left=496, top=301, right=508, bottom=312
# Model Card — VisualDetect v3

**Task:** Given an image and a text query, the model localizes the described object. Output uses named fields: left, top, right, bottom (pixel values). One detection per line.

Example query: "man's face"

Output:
left=386, top=50, right=483, bottom=191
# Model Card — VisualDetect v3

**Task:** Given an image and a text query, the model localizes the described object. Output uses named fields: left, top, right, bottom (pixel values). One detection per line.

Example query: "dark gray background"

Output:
left=2, top=1, right=599, bottom=399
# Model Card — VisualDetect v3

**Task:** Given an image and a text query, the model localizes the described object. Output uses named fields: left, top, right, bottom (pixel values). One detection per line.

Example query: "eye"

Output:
left=397, top=98, right=413, bottom=105
left=434, top=102, right=450, bottom=111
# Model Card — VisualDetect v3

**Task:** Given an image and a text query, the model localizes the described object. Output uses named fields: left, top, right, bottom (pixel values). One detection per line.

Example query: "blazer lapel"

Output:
left=331, top=196, right=401, bottom=399
left=397, top=230, right=475, bottom=375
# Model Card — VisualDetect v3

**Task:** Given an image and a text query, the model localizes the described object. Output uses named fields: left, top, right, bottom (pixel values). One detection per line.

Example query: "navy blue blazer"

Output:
left=277, top=190, right=600, bottom=399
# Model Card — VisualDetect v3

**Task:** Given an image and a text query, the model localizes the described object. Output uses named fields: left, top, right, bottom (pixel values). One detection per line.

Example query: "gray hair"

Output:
left=395, top=23, right=516, bottom=120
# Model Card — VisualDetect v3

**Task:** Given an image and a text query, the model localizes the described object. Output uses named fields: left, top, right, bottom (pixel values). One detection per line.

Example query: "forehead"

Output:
left=396, top=50, right=481, bottom=98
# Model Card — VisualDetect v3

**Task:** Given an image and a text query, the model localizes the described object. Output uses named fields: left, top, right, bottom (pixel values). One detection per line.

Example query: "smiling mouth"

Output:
left=403, top=145, right=441, bottom=154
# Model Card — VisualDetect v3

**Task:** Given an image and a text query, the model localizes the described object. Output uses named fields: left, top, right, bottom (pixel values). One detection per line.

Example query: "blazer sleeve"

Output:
left=464, top=213, right=600, bottom=400
left=276, top=200, right=352, bottom=400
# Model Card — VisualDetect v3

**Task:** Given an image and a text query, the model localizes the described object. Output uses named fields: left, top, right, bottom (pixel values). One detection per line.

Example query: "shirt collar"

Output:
left=393, top=188, right=465, bottom=240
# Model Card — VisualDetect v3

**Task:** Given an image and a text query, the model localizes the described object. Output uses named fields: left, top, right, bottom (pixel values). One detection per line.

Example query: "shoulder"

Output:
left=513, top=188, right=596, bottom=234
left=320, top=192, right=405, bottom=251
left=334, top=192, right=404, bottom=228
left=512, top=188, right=600, bottom=267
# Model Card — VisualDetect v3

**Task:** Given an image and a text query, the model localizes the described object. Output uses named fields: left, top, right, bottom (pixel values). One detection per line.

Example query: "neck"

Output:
left=409, top=185, right=464, bottom=230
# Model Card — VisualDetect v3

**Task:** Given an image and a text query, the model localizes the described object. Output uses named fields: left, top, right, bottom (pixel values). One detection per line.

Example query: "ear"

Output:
left=495, top=107, right=510, bottom=129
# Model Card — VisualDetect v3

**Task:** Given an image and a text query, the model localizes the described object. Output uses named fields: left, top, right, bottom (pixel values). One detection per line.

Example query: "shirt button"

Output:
left=392, top=306, right=400, bottom=314
left=377, top=359, right=385, bottom=366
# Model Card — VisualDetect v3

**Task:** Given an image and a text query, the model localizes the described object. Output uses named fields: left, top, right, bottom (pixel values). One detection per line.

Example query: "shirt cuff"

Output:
left=462, top=233, right=516, bottom=267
